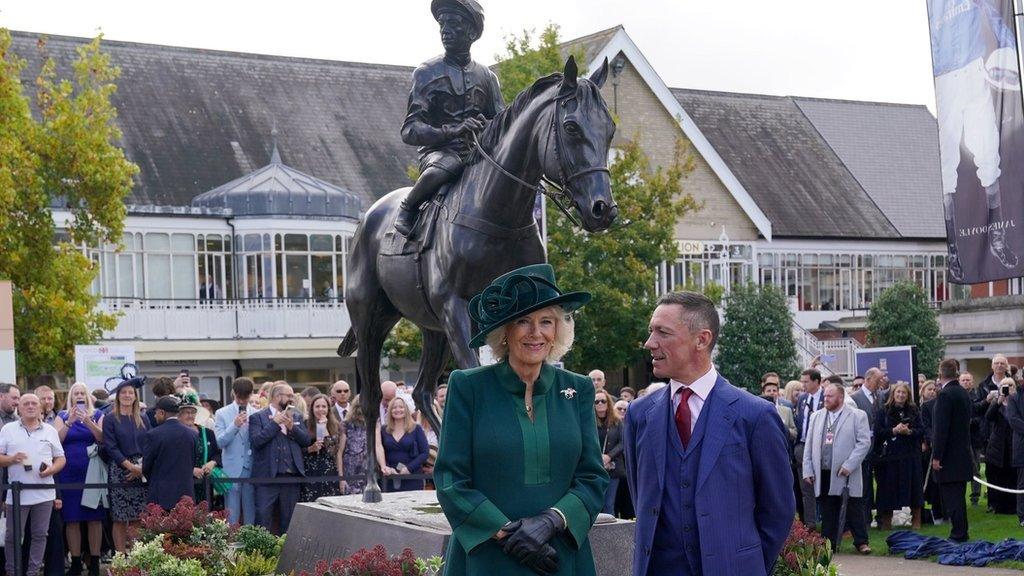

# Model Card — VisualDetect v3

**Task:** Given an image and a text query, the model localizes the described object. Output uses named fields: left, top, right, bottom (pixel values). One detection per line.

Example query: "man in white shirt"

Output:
left=0, top=393, right=66, bottom=576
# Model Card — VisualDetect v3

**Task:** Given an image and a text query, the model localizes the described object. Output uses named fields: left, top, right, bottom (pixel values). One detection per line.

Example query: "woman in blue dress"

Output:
left=375, top=397, right=429, bottom=492
left=339, top=394, right=368, bottom=495
left=56, top=382, right=105, bottom=576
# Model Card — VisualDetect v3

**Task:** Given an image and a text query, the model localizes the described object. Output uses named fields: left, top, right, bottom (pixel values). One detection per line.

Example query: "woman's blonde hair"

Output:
left=113, top=384, right=145, bottom=428
left=783, top=380, right=803, bottom=406
left=884, top=381, right=917, bottom=411
left=345, top=394, right=366, bottom=426
left=64, top=382, right=95, bottom=413
left=1001, top=377, right=1017, bottom=395
left=385, top=397, right=415, bottom=434
left=484, top=305, right=575, bottom=363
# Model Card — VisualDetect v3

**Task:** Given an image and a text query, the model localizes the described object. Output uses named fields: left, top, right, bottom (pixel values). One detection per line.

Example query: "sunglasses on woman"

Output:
left=594, top=399, right=607, bottom=405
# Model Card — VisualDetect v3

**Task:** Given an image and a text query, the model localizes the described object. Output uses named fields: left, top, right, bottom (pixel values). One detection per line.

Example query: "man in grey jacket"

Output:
left=803, top=383, right=872, bottom=554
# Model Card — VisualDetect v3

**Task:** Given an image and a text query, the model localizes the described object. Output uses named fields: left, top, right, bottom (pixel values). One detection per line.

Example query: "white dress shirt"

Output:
left=669, top=365, right=718, bottom=434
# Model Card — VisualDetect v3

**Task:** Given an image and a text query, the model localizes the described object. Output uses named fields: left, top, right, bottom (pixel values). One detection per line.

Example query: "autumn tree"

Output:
left=495, top=25, right=698, bottom=373
left=867, top=281, right=944, bottom=379
left=0, top=31, right=137, bottom=376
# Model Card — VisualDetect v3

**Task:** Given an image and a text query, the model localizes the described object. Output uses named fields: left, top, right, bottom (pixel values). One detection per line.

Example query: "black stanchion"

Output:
left=11, top=481, right=21, bottom=576
left=203, top=475, right=212, bottom=505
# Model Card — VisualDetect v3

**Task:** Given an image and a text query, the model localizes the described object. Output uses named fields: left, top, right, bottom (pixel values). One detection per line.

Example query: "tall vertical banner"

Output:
left=927, top=0, right=1024, bottom=284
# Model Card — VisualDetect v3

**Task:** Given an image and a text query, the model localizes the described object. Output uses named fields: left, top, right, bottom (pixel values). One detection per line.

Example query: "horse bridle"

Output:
left=468, top=94, right=612, bottom=230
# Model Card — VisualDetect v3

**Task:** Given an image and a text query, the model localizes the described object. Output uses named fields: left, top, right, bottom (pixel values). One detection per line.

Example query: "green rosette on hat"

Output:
left=468, top=263, right=590, bottom=348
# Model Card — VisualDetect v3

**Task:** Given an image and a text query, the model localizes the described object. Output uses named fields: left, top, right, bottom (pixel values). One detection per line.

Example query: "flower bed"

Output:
left=773, top=520, right=839, bottom=576
left=110, top=497, right=284, bottom=576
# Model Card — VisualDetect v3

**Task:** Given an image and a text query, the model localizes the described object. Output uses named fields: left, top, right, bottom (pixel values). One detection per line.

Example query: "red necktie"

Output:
left=675, top=387, right=694, bottom=449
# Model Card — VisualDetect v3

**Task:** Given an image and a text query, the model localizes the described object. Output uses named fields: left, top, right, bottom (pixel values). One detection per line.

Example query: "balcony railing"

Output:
left=97, top=298, right=351, bottom=340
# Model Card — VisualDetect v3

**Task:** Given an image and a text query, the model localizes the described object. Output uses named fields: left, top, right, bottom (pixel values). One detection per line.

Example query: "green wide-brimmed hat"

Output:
left=468, top=264, right=591, bottom=348
left=431, top=0, right=485, bottom=35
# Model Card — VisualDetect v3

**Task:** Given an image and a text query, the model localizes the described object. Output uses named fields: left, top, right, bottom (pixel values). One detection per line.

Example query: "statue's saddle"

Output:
left=379, top=189, right=448, bottom=257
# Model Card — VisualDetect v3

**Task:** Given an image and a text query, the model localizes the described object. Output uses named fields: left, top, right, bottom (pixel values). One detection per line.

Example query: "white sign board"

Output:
left=74, top=345, right=135, bottom=391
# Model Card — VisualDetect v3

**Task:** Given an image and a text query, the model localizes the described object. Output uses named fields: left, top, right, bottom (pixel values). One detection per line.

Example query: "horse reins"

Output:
left=467, top=95, right=612, bottom=231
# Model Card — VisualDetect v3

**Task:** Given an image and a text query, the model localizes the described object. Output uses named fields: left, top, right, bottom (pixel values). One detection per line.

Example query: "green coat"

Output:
left=435, top=361, right=609, bottom=575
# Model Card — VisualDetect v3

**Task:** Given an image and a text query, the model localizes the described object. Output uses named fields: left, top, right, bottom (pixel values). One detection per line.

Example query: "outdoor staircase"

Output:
left=792, top=320, right=862, bottom=379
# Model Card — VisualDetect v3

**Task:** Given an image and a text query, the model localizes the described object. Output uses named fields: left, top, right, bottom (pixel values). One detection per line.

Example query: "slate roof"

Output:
left=9, top=30, right=419, bottom=210
left=672, top=88, right=944, bottom=239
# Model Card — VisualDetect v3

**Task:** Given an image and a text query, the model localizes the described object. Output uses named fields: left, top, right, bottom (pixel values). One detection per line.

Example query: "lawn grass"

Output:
left=840, top=502, right=1024, bottom=570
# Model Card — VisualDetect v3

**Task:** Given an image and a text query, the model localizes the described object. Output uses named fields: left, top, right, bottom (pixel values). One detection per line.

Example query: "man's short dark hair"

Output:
left=761, top=372, right=780, bottom=384
left=939, top=358, right=960, bottom=380
left=853, top=375, right=865, bottom=382
left=0, top=383, right=18, bottom=395
left=760, top=380, right=779, bottom=391
left=825, top=374, right=844, bottom=386
left=152, top=376, right=176, bottom=397
left=620, top=386, right=636, bottom=396
left=656, top=291, right=720, bottom=350
left=800, top=369, right=821, bottom=383
left=232, top=377, right=255, bottom=398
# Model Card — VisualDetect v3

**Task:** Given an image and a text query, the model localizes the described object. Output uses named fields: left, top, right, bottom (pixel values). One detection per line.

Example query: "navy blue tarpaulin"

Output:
left=887, top=530, right=1024, bottom=566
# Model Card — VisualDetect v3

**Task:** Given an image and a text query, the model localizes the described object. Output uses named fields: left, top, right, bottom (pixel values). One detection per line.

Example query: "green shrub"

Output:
left=149, top=558, right=207, bottom=576
left=235, top=525, right=281, bottom=559
left=227, top=553, right=279, bottom=576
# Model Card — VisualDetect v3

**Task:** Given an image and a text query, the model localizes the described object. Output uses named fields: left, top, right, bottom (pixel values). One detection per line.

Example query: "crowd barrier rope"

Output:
left=0, top=472, right=432, bottom=576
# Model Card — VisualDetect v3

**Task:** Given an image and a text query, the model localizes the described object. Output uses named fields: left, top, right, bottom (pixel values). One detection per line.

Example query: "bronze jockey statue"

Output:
left=394, top=0, right=505, bottom=237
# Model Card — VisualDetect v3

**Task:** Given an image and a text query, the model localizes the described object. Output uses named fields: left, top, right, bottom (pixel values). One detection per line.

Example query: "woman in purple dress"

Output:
left=56, top=383, right=105, bottom=576
left=339, top=394, right=368, bottom=495
left=375, top=397, right=429, bottom=492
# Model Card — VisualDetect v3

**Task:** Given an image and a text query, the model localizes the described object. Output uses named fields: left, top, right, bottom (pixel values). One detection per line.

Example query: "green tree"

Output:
left=494, top=26, right=699, bottom=373
left=866, top=281, right=944, bottom=379
left=715, top=283, right=800, bottom=391
left=382, top=319, right=423, bottom=372
left=0, top=31, right=137, bottom=376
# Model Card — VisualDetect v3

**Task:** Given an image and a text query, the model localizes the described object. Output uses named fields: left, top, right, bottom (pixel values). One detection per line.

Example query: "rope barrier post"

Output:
left=11, top=481, right=22, bottom=576
left=204, top=474, right=212, bottom=505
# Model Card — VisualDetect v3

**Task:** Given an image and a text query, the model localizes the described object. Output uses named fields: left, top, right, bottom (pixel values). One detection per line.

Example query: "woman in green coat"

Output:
left=435, top=264, right=609, bottom=576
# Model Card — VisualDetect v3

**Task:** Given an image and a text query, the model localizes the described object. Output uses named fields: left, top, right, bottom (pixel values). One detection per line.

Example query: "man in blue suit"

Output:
left=142, top=396, right=198, bottom=510
left=624, top=292, right=795, bottom=576
left=215, top=377, right=256, bottom=525
left=250, top=383, right=311, bottom=535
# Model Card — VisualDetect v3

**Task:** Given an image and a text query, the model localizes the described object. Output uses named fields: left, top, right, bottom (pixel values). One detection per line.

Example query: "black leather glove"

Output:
left=502, top=509, right=565, bottom=566
left=498, top=520, right=559, bottom=576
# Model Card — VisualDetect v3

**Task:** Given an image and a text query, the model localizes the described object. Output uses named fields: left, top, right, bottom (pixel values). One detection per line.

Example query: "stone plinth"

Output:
left=277, top=491, right=635, bottom=575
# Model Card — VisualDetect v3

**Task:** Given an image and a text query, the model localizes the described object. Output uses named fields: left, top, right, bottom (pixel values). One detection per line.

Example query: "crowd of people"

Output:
left=753, top=353, right=1024, bottom=552
left=0, top=343, right=1021, bottom=573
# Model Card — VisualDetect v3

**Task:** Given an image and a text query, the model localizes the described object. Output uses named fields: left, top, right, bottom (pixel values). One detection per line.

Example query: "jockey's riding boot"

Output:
left=986, top=187, right=1018, bottom=269
left=394, top=200, right=420, bottom=237
left=944, top=210, right=964, bottom=282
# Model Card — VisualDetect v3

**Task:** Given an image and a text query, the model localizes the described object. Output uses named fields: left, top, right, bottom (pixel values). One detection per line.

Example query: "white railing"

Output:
left=98, top=298, right=351, bottom=340
left=791, top=320, right=862, bottom=378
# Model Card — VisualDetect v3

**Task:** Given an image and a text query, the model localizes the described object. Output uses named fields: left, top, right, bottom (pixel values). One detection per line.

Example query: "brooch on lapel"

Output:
left=561, top=388, right=577, bottom=399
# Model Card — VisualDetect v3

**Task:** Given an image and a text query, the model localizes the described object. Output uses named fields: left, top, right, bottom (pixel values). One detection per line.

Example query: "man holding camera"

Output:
left=1006, top=371, right=1024, bottom=527
left=250, top=383, right=311, bottom=535
left=0, top=393, right=66, bottom=576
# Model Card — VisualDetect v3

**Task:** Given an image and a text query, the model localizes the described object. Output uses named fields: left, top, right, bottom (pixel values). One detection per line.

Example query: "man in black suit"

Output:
left=142, top=396, right=199, bottom=510
left=1006, top=378, right=1024, bottom=527
left=793, top=368, right=825, bottom=527
left=851, top=368, right=884, bottom=527
left=250, top=383, right=311, bottom=535
left=921, top=390, right=944, bottom=524
left=932, top=358, right=974, bottom=542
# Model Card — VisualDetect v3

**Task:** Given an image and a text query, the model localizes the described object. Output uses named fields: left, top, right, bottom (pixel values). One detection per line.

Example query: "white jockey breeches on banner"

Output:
left=936, top=57, right=1002, bottom=195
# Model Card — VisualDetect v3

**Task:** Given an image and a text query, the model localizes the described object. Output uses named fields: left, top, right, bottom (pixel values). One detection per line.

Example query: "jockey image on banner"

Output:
left=927, top=0, right=1024, bottom=283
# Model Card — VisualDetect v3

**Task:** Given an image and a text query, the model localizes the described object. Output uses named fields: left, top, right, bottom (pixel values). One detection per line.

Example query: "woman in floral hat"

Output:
left=434, top=264, right=608, bottom=575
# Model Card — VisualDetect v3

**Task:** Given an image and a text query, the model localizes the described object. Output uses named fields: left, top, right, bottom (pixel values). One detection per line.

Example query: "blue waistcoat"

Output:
left=650, top=393, right=711, bottom=576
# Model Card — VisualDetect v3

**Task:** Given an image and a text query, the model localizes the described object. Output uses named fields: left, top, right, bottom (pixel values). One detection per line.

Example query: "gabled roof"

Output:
left=574, top=26, right=945, bottom=241
left=791, top=98, right=944, bottom=239
left=10, top=31, right=418, bottom=210
left=672, top=89, right=901, bottom=238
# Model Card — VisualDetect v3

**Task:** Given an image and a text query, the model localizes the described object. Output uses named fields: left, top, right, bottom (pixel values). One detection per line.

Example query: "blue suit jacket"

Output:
left=249, top=407, right=311, bottom=478
left=793, top=389, right=824, bottom=443
left=142, top=418, right=198, bottom=510
left=623, top=375, right=795, bottom=576
left=214, top=403, right=252, bottom=478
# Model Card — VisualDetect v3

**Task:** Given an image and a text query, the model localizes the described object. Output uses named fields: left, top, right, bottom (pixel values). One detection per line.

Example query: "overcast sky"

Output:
left=3, top=0, right=939, bottom=111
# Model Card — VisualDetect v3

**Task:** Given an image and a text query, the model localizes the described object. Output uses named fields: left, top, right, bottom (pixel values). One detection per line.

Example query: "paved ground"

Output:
left=835, top=553, right=1022, bottom=576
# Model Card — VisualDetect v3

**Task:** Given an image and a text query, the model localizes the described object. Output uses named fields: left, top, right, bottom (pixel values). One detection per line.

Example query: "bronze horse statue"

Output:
left=339, top=56, right=617, bottom=501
